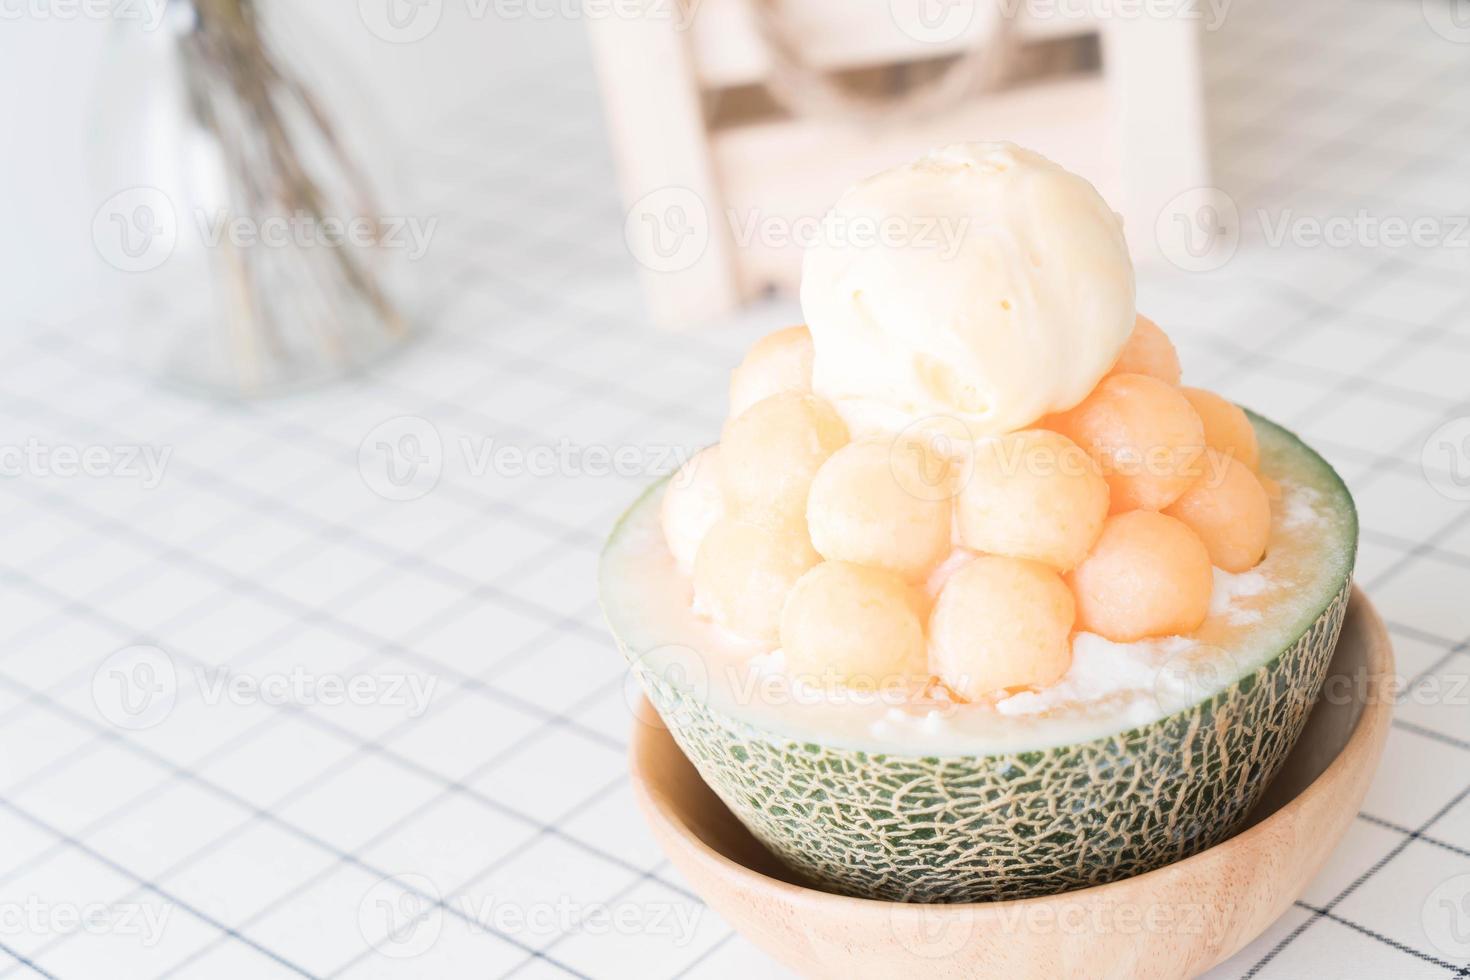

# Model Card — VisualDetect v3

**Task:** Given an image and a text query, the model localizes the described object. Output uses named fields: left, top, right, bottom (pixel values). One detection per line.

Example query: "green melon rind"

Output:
left=604, top=414, right=1357, bottom=903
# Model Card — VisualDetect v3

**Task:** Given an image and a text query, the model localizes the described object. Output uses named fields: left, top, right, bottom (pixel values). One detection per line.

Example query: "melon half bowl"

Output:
left=599, top=414, right=1357, bottom=904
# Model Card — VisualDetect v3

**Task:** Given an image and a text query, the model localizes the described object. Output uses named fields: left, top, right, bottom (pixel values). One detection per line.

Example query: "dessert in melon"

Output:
left=1184, top=386, right=1261, bottom=471
left=728, top=325, right=815, bottom=416
left=929, top=556, right=1075, bottom=699
left=955, top=429, right=1109, bottom=571
left=719, top=391, right=847, bottom=529
left=1046, top=372, right=1208, bottom=513
left=601, top=142, right=1356, bottom=903
left=1068, top=510, right=1214, bottom=643
left=1107, top=314, right=1182, bottom=384
left=781, top=561, right=928, bottom=692
left=807, top=438, right=952, bottom=580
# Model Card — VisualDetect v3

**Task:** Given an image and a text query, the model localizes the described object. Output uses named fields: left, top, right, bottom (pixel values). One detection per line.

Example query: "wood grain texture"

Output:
left=630, top=587, right=1394, bottom=980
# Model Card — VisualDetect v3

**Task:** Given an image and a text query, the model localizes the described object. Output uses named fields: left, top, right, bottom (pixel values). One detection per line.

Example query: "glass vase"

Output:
left=89, top=0, right=422, bottom=398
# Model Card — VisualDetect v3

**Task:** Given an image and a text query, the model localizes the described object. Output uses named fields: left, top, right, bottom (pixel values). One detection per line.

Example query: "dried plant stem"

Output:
left=179, top=0, right=407, bottom=391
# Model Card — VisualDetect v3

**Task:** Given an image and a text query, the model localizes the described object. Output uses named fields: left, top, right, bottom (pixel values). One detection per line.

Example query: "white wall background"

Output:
left=0, top=1, right=588, bottom=326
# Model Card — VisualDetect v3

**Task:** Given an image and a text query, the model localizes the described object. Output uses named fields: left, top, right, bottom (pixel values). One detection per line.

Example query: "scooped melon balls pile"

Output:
left=660, top=143, right=1276, bottom=704
left=661, top=315, right=1274, bottom=703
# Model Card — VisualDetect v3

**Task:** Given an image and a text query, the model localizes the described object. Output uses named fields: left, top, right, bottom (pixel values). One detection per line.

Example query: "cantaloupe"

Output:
left=1108, top=314, right=1182, bottom=384
left=807, top=439, right=952, bottom=580
left=955, top=429, right=1109, bottom=571
left=729, top=326, right=815, bottom=416
left=1183, top=387, right=1260, bottom=471
left=1048, top=373, right=1207, bottom=513
left=720, top=392, right=848, bottom=529
left=660, top=446, right=724, bottom=573
left=1164, top=449, right=1271, bottom=573
left=1069, top=510, right=1214, bottom=642
left=780, top=561, right=928, bottom=692
left=603, top=413, right=1357, bottom=903
left=692, top=518, right=818, bottom=643
left=929, top=555, right=1075, bottom=701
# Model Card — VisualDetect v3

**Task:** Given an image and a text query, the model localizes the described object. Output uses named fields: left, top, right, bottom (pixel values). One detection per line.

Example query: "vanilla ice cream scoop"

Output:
left=800, top=142, right=1136, bottom=439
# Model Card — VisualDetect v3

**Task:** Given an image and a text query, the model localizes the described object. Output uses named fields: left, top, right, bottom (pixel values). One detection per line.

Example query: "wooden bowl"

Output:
left=630, top=587, right=1393, bottom=980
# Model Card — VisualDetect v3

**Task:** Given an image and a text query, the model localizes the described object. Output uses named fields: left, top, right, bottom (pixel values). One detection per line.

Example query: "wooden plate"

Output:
left=630, top=587, right=1393, bottom=980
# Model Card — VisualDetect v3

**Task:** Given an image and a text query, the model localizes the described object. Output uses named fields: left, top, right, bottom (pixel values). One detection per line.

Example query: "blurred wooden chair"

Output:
left=590, top=0, right=1208, bottom=326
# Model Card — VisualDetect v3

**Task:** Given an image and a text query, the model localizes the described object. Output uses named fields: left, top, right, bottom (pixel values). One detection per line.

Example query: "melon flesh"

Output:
left=602, top=413, right=1357, bottom=903
left=602, top=413, right=1356, bottom=756
left=807, top=438, right=952, bottom=580
left=929, top=556, right=1076, bottom=700
left=1048, top=373, right=1207, bottom=513
left=1107, top=314, right=1182, bottom=385
left=729, top=325, right=815, bottom=416
left=1184, top=387, right=1260, bottom=471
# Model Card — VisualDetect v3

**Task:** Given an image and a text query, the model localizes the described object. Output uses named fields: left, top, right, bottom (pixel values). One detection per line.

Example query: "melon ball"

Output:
left=1108, top=314, right=1181, bottom=385
left=660, top=447, right=725, bottom=573
left=720, top=392, right=849, bottom=528
left=1048, top=373, right=1207, bottom=513
left=1163, top=450, right=1271, bottom=573
left=693, top=519, right=818, bottom=643
left=1182, top=387, right=1260, bottom=471
left=956, top=429, right=1109, bottom=571
left=886, top=415, right=977, bottom=503
left=807, top=439, right=952, bottom=580
left=929, top=556, right=1075, bottom=701
left=781, top=562, right=927, bottom=692
left=1068, top=511, right=1213, bottom=642
left=729, top=326, right=815, bottom=416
